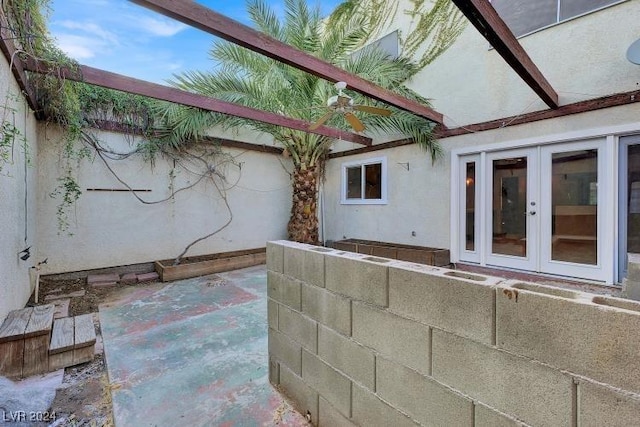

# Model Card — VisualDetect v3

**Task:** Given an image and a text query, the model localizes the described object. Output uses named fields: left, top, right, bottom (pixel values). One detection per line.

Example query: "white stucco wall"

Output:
left=323, top=102, right=640, bottom=251
left=406, top=0, right=639, bottom=126
left=343, top=0, right=637, bottom=128
left=0, top=56, right=39, bottom=321
left=37, top=127, right=292, bottom=274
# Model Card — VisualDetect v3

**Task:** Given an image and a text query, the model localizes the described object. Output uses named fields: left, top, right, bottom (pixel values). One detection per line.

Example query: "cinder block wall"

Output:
left=267, top=240, right=640, bottom=427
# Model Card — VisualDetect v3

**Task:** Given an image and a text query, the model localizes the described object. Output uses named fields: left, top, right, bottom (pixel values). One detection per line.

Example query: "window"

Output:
left=491, top=0, right=626, bottom=37
left=341, top=157, right=387, bottom=204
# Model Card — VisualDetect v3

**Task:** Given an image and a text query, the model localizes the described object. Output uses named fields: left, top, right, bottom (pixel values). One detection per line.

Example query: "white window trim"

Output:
left=341, top=156, right=388, bottom=205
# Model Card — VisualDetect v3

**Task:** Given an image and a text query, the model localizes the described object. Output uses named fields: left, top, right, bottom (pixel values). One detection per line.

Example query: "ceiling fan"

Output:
left=309, top=82, right=392, bottom=132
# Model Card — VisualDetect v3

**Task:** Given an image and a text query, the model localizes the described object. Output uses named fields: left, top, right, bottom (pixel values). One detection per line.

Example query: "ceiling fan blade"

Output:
left=309, top=111, right=334, bottom=130
left=354, top=105, right=392, bottom=116
left=345, top=112, right=365, bottom=132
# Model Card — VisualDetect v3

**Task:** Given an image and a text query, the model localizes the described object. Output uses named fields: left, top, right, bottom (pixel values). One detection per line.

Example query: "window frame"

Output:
left=340, top=157, right=388, bottom=205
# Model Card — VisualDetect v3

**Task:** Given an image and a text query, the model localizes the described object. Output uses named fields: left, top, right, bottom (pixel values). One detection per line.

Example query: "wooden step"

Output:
left=49, top=317, right=75, bottom=371
left=74, top=314, right=96, bottom=365
left=49, top=315, right=96, bottom=371
left=0, top=305, right=54, bottom=378
left=23, top=305, right=55, bottom=377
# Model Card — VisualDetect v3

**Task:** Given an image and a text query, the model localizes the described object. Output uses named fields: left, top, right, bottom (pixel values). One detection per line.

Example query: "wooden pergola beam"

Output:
left=23, top=61, right=372, bottom=146
left=129, top=0, right=444, bottom=124
left=451, top=0, right=559, bottom=109
left=0, top=11, right=40, bottom=115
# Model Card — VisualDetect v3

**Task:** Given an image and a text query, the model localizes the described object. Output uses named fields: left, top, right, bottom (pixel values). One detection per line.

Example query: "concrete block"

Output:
left=351, top=384, right=419, bottom=427
left=302, top=283, right=351, bottom=336
left=432, top=329, right=573, bottom=427
left=353, top=302, right=430, bottom=375
left=279, top=306, right=317, bottom=353
left=318, top=325, right=375, bottom=390
left=120, top=273, right=138, bottom=285
left=622, top=277, right=640, bottom=301
left=284, top=245, right=329, bottom=287
left=319, top=397, right=355, bottom=427
left=475, top=403, right=528, bottom=427
left=267, top=271, right=301, bottom=310
left=376, top=356, right=473, bottom=426
left=578, top=379, right=640, bottom=427
left=497, top=281, right=640, bottom=393
left=326, top=252, right=389, bottom=307
left=137, top=272, right=159, bottom=282
left=389, top=265, right=499, bottom=344
left=280, top=365, right=319, bottom=424
left=269, top=356, right=280, bottom=385
left=302, top=350, right=351, bottom=416
left=627, top=253, right=640, bottom=282
left=267, top=241, right=284, bottom=273
left=87, top=273, right=120, bottom=284
left=269, top=328, right=302, bottom=375
left=267, top=299, right=278, bottom=330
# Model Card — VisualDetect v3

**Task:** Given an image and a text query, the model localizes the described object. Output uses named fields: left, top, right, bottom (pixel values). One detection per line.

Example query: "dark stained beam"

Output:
left=451, top=0, right=559, bottom=109
left=0, top=11, right=40, bottom=114
left=129, top=0, right=444, bottom=124
left=23, top=61, right=372, bottom=146
left=328, top=89, right=640, bottom=159
left=91, top=119, right=285, bottom=155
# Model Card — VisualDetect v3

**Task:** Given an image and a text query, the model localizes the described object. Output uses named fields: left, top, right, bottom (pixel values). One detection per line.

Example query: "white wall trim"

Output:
left=451, top=121, right=640, bottom=157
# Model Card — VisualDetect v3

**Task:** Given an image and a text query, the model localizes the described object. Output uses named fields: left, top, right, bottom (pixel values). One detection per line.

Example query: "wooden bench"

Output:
left=0, top=305, right=55, bottom=378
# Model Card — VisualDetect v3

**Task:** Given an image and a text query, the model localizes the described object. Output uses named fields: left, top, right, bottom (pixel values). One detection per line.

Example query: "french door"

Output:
left=459, top=139, right=609, bottom=281
left=485, top=148, right=538, bottom=271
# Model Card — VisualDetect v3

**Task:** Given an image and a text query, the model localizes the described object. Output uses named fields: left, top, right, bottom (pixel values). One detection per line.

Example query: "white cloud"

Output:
left=55, top=34, right=97, bottom=59
left=58, top=20, right=118, bottom=45
left=138, top=16, right=187, bottom=37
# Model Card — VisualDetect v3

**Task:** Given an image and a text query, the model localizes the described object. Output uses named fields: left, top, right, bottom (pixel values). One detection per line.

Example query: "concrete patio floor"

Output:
left=99, top=265, right=308, bottom=426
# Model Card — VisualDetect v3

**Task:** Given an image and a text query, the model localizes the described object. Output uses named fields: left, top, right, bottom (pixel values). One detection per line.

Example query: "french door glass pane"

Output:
left=466, top=162, right=476, bottom=251
left=628, top=145, right=640, bottom=253
left=492, top=157, right=527, bottom=257
left=551, top=149, right=598, bottom=264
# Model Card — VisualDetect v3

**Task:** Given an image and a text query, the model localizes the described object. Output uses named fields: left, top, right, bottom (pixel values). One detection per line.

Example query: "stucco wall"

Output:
left=396, top=0, right=639, bottom=126
left=267, top=240, right=640, bottom=426
left=0, top=56, right=39, bottom=321
left=323, top=102, right=640, bottom=251
left=37, top=127, right=292, bottom=274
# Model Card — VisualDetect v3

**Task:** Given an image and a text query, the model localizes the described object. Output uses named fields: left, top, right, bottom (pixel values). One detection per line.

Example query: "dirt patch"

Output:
left=26, top=277, right=150, bottom=426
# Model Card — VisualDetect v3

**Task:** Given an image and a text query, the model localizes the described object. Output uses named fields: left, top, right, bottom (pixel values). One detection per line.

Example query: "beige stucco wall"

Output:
left=36, top=127, right=292, bottom=274
left=324, top=102, right=640, bottom=252
left=0, top=56, right=39, bottom=321
left=402, top=0, right=640, bottom=126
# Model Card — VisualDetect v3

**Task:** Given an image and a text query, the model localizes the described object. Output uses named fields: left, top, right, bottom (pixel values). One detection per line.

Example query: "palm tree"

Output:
left=151, top=0, right=465, bottom=244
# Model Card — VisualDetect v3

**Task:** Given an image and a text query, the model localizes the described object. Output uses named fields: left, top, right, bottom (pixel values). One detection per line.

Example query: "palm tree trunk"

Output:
left=288, top=164, right=319, bottom=244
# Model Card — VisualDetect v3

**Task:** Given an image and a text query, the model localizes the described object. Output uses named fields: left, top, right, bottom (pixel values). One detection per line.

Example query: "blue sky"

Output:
left=48, top=0, right=342, bottom=84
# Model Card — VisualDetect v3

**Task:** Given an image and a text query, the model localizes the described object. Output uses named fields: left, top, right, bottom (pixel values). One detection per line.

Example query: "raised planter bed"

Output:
left=154, top=248, right=266, bottom=282
left=331, top=239, right=450, bottom=266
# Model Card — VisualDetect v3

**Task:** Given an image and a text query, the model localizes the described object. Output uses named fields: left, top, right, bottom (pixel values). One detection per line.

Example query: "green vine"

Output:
left=0, top=93, right=30, bottom=175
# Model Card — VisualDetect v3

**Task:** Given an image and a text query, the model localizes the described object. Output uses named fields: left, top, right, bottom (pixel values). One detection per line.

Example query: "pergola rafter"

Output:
left=451, top=0, right=559, bottom=109
left=129, top=0, right=445, bottom=124
left=22, top=61, right=373, bottom=146
left=0, top=10, right=40, bottom=115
